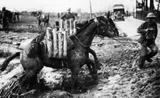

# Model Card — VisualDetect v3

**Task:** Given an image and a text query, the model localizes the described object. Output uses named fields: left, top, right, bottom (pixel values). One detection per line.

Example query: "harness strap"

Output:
left=73, top=35, right=90, bottom=48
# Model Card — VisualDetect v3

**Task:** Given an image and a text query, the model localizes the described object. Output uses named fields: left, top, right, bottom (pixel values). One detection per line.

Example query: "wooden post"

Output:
left=70, top=19, right=73, bottom=35
left=59, top=19, right=63, bottom=31
left=73, top=20, right=77, bottom=34
left=46, top=27, right=53, bottom=58
left=52, top=29, right=58, bottom=57
left=58, top=32, right=63, bottom=58
left=62, top=31, right=67, bottom=57
left=64, top=20, right=68, bottom=36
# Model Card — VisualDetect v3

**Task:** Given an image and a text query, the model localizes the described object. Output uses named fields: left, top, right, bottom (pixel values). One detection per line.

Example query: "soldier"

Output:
left=137, top=12, right=158, bottom=68
left=61, top=8, right=75, bottom=20
left=2, top=7, right=9, bottom=33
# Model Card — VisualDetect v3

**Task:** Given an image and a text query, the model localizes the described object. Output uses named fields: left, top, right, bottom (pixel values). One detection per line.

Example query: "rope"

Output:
left=74, top=35, right=90, bottom=48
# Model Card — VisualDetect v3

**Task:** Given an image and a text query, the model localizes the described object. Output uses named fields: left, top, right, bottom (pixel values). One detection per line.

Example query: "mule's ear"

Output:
left=104, top=15, right=107, bottom=19
left=94, top=17, right=99, bottom=23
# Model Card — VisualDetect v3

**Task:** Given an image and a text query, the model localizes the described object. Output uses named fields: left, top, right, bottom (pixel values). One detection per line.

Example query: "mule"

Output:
left=1, top=16, right=110, bottom=93
left=12, top=12, right=20, bottom=22
left=37, top=14, right=49, bottom=27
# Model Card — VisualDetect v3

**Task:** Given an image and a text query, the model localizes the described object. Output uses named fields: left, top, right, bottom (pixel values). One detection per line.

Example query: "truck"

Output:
left=113, top=4, right=125, bottom=21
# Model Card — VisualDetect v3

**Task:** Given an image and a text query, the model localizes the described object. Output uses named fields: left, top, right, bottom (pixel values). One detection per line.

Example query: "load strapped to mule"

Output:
left=44, top=19, right=77, bottom=59
left=55, top=19, right=77, bottom=36
left=43, top=27, right=68, bottom=59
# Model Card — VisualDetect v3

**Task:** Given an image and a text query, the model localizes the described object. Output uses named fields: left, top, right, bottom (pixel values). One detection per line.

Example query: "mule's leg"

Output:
left=38, top=20, right=41, bottom=27
left=88, top=48, right=101, bottom=69
left=87, top=48, right=99, bottom=75
left=86, top=49, right=97, bottom=79
left=70, top=66, right=80, bottom=93
left=86, top=59, right=98, bottom=80
left=19, top=58, right=43, bottom=91
left=86, top=63, right=93, bottom=74
left=86, top=50, right=93, bottom=73
left=20, top=67, right=42, bottom=89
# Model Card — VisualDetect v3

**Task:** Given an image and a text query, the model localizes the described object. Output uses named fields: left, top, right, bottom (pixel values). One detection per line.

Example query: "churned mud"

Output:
left=0, top=32, right=160, bottom=98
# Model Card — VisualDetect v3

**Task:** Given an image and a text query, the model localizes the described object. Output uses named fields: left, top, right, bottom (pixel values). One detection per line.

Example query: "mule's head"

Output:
left=107, top=18, right=119, bottom=36
left=95, top=16, right=112, bottom=37
left=96, top=16, right=119, bottom=38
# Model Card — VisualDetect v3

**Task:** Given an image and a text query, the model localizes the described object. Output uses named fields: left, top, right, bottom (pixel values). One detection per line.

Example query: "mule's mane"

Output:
left=75, top=19, right=94, bottom=36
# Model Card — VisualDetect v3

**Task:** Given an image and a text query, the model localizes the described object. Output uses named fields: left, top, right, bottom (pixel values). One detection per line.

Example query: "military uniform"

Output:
left=137, top=12, right=158, bottom=68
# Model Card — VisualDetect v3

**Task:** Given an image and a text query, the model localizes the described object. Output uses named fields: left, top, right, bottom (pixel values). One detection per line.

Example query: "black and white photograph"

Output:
left=0, top=0, right=160, bottom=97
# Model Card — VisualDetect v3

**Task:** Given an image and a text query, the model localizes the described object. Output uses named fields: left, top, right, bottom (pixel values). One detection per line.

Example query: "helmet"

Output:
left=146, top=12, right=156, bottom=18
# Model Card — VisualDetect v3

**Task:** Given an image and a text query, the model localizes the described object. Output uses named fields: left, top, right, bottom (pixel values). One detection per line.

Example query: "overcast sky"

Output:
left=0, top=0, right=136, bottom=12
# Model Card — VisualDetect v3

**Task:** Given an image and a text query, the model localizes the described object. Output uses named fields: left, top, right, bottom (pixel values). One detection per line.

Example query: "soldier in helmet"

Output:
left=137, top=12, right=158, bottom=68
left=61, top=8, right=75, bottom=20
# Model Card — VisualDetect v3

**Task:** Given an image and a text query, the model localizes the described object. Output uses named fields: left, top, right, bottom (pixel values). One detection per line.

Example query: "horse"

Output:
left=0, top=16, right=110, bottom=93
left=37, top=14, right=49, bottom=27
left=12, top=12, right=20, bottom=22
left=31, top=11, right=40, bottom=17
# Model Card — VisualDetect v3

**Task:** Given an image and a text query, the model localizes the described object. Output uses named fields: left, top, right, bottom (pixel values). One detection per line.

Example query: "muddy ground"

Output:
left=0, top=30, right=160, bottom=98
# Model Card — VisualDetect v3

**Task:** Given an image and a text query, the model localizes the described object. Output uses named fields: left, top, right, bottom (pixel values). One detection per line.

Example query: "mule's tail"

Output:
left=0, top=52, right=20, bottom=71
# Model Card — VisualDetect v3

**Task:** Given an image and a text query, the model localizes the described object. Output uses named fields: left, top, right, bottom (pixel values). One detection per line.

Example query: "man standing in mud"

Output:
left=2, top=7, right=9, bottom=33
left=137, top=12, right=158, bottom=68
